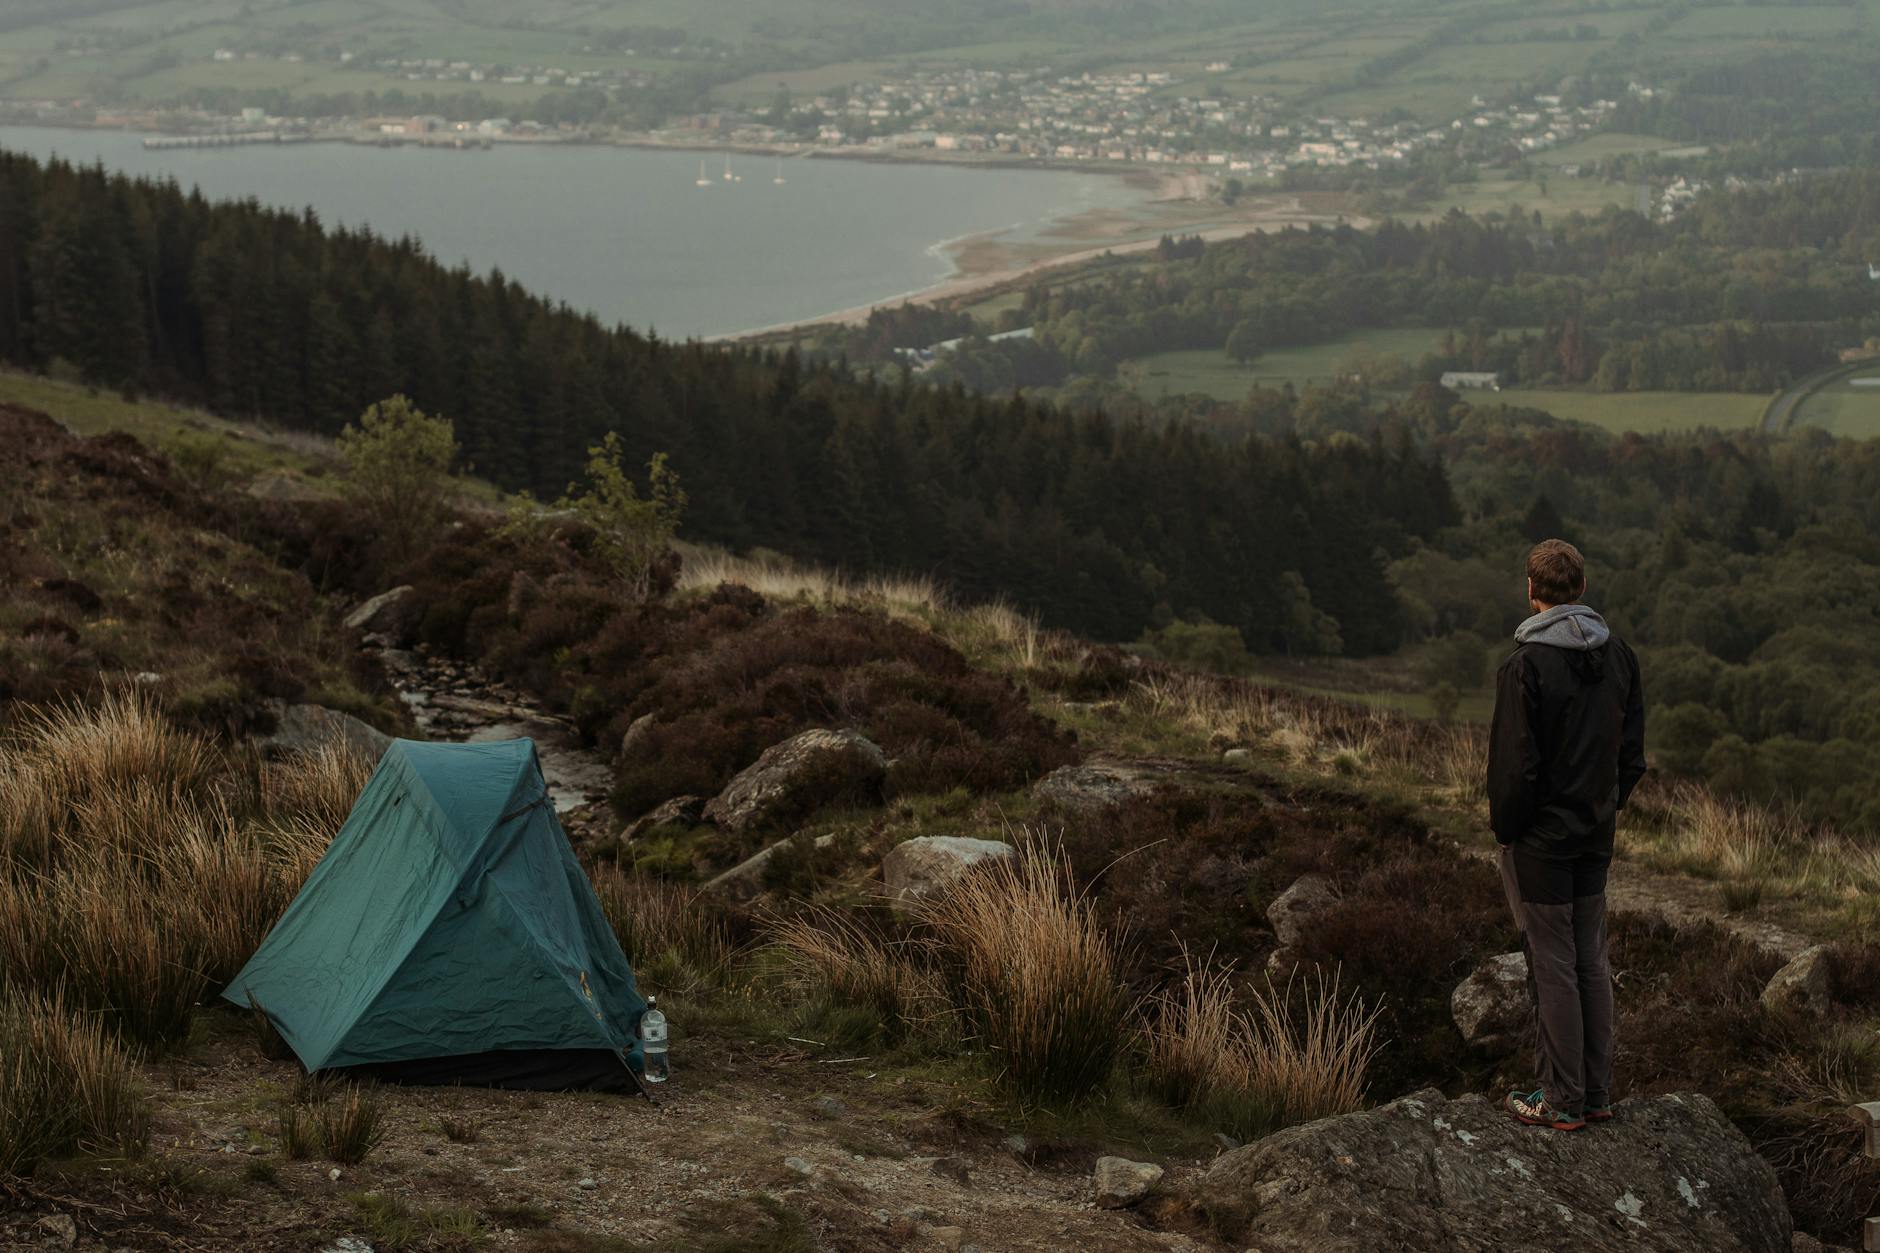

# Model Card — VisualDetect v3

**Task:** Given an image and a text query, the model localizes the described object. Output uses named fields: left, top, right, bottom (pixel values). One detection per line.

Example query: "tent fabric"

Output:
left=224, top=738, right=646, bottom=1088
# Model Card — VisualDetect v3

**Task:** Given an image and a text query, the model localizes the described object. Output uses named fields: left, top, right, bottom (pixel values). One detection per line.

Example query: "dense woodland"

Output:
left=0, top=148, right=1451, bottom=655
left=910, top=170, right=1880, bottom=395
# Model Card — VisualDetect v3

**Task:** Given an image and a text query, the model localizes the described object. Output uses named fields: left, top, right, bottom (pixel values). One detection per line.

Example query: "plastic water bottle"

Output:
left=640, top=998, right=669, bottom=1084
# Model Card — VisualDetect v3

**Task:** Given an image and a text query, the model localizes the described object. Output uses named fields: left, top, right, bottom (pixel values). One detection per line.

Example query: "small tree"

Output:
left=336, top=396, right=460, bottom=550
left=555, top=433, right=686, bottom=600
left=1226, top=319, right=1261, bottom=367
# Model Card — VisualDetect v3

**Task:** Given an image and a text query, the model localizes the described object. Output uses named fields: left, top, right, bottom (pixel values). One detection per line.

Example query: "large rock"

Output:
left=1195, top=1087, right=1791, bottom=1252
left=621, top=794, right=705, bottom=843
left=1452, top=951, right=1532, bottom=1046
left=702, top=729, right=887, bottom=835
left=1032, top=758, right=1167, bottom=812
left=1760, top=945, right=1832, bottom=1017
left=704, top=831, right=841, bottom=900
left=881, top=836, right=1015, bottom=910
left=259, top=701, right=392, bottom=762
left=343, top=585, right=414, bottom=635
left=1093, top=1156, right=1164, bottom=1209
left=1267, top=874, right=1338, bottom=950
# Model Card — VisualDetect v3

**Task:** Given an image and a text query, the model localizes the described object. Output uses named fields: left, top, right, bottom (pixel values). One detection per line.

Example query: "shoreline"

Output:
left=0, top=117, right=1344, bottom=346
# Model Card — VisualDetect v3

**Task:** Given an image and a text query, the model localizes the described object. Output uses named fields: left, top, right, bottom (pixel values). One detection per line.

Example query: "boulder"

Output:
left=259, top=701, right=392, bottom=763
left=703, top=729, right=887, bottom=835
left=1194, top=1087, right=1790, bottom=1252
left=1452, top=951, right=1532, bottom=1046
left=1267, top=874, right=1338, bottom=950
left=1093, top=1156, right=1164, bottom=1208
left=882, top=836, right=1015, bottom=910
left=620, top=712, right=658, bottom=759
left=343, top=585, right=414, bottom=635
left=1032, top=758, right=1165, bottom=812
left=1760, top=945, right=1832, bottom=1017
left=621, top=794, right=705, bottom=843
left=704, top=831, right=840, bottom=900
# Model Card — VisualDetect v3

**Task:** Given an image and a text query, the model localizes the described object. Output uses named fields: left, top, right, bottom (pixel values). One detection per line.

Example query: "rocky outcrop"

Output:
left=1264, top=874, right=1337, bottom=973
left=343, top=585, right=414, bottom=635
left=621, top=795, right=704, bottom=843
left=1760, top=945, right=1832, bottom=1017
left=1194, top=1087, right=1791, bottom=1252
left=1452, top=951, right=1532, bottom=1047
left=259, top=701, right=392, bottom=762
left=1032, top=758, right=1168, bottom=812
left=704, top=831, right=841, bottom=900
left=881, top=836, right=1015, bottom=909
left=1093, top=1156, right=1163, bottom=1208
left=703, top=729, right=888, bottom=835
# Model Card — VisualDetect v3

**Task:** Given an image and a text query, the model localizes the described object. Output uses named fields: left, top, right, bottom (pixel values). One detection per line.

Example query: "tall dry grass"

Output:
left=1142, top=961, right=1382, bottom=1140
left=767, top=908, right=943, bottom=1041
left=0, top=689, right=367, bottom=1051
left=676, top=547, right=949, bottom=621
left=593, top=867, right=739, bottom=992
left=0, top=989, right=149, bottom=1177
left=1643, top=783, right=1880, bottom=903
left=917, top=836, right=1133, bottom=1102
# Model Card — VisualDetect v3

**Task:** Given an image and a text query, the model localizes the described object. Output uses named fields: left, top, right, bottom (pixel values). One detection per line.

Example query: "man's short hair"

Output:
left=1527, top=539, right=1586, bottom=605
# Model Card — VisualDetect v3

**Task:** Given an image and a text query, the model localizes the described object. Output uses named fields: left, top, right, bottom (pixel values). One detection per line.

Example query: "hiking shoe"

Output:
left=1506, top=1088, right=1586, bottom=1131
left=1585, top=1102, right=1615, bottom=1123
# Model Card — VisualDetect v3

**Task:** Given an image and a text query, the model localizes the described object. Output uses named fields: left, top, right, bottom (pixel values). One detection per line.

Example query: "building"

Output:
left=1441, top=372, right=1501, bottom=391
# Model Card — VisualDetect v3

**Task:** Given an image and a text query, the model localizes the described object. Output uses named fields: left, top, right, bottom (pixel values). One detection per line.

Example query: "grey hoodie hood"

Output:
left=1514, top=603, right=1611, bottom=652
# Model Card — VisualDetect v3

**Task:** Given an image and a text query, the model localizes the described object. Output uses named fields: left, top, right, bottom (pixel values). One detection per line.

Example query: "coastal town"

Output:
left=2, top=37, right=1672, bottom=187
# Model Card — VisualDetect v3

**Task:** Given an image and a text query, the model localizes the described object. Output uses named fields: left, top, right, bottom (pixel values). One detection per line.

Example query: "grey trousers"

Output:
left=1499, top=843, right=1615, bottom=1117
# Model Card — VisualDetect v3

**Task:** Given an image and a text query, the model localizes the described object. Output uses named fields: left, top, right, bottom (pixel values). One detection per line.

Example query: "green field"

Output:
left=1120, top=330, right=1449, bottom=400
left=1493, top=388, right=1766, bottom=433
left=1793, top=377, right=1880, bottom=439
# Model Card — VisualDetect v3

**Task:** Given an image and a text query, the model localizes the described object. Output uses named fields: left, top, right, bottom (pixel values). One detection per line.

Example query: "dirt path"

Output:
left=4, top=1021, right=1218, bottom=1252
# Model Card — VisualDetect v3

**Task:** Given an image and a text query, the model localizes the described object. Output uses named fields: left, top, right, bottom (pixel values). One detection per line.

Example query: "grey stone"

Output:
left=704, top=831, right=841, bottom=900
left=619, top=712, right=658, bottom=760
left=926, top=1227, right=967, bottom=1251
left=1266, top=874, right=1338, bottom=950
left=1032, top=759, right=1164, bottom=812
left=1761, top=944, right=1833, bottom=1017
left=1223, top=748, right=1254, bottom=765
left=259, top=701, right=392, bottom=763
left=882, top=836, right=1015, bottom=910
left=930, top=1155, right=972, bottom=1185
left=1452, top=951, right=1532, bottom=1045
left=621, top=794, right=705, bottom=843
left=319, top=1239, right=374, bottom=1253
left=783, top=1156, right=816, bottom=1177
left=1193, top=1087, right=1791, bottom=1251
left=703, top=728, right=888, bottom=835
left=810, top=1095, right=848, bottom=1119
left=35, top=1214, right=77, bottom=1249
left=576, top=1177, right=597, bottom=1191
left=1094, top=1156, right=1164, bottom=1208
left=343, top=585, right=414, bottom=634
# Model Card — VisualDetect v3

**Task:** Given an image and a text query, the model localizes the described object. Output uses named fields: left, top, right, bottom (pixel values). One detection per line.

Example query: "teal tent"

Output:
left=225, top=738, right=647, bottom=1091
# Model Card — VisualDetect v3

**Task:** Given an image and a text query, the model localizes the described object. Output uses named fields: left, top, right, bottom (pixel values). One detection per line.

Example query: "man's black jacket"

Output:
left=1487, top=610, right=1648, bottom=847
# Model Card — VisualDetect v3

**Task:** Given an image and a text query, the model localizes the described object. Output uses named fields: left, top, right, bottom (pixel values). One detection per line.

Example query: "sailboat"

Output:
left=695, top=159, right=711, bottom=187
left=773, top=156, right=786, bottom=185
left=722, top=153, right=738, bottom=183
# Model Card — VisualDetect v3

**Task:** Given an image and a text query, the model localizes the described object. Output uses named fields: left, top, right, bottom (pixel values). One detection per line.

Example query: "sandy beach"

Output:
left=727, top=179, right=1356, bottom=340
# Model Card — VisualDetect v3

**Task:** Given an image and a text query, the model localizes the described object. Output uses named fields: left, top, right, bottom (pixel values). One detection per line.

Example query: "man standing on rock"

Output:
left=1488, top=539, right=1647, bottom=1131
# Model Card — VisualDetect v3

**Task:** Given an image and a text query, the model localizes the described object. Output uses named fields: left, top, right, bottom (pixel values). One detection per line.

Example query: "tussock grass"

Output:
left=1141, top=961, right=1382, bottom=1140
left=594, top=868, right=739, bottom=991
left=280, top=1083, right=387, bottom=1165
left=0, top=989, right=150, bottom=1177
left=677, top=547, right=948, bottom=621
left=918, top=835, right=1132, bottom=1102
left=767, top=909, right=943, bottom=1042
left=0, top=690, right=352, bottom=1052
